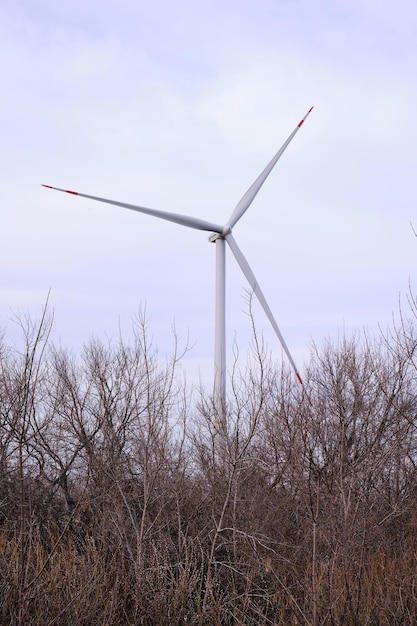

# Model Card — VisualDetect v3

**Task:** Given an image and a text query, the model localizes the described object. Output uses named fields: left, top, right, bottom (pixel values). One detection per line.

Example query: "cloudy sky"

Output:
left=1, top=0, right=416, bottom=389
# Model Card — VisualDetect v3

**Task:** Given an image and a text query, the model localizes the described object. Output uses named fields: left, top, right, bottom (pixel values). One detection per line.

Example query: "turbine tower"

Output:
left=43, top=107, right=313, bottom=412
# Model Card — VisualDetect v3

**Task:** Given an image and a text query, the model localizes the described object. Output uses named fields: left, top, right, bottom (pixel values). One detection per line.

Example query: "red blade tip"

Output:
left=298, top=106, right=314, bottom=127
left=296, top=373, right=303, bottom=385
left=42, top=184, right=78, bottom=195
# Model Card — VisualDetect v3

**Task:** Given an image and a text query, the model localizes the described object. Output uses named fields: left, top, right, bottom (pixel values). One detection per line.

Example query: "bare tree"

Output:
left=2, top=296, right=417, bottom=624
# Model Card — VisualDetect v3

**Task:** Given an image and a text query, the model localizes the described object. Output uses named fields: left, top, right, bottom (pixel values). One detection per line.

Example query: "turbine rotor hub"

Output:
left=208, top=225, right=231, bottom=243
left=209, top=224, right=232, bottom=243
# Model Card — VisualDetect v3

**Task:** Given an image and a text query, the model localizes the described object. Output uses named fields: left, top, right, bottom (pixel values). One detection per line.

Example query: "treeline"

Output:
left=1, top=303, right=417, bottom=625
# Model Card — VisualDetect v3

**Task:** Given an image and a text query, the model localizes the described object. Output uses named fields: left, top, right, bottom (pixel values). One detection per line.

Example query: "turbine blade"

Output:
left=225, top=233, right=302, bottom=384
left=42, top=185, right=223, bottom=234
left=227, top=107, right=313, bottom=229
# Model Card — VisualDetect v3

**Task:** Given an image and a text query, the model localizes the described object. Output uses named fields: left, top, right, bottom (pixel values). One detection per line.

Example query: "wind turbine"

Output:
left=43, top=106, right=313, bottom=410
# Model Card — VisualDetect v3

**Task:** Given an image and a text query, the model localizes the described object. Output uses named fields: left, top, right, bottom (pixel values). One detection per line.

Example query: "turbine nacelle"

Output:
left=208, top=224, right=232, bottom=243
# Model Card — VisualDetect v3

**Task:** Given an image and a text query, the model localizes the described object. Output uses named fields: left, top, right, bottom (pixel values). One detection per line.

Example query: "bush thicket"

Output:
left=1, top=300, right=417, bottom=625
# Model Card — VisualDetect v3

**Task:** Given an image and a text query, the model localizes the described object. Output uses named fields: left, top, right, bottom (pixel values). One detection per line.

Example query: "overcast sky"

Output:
left=1, top=0, right=416, bottom=389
